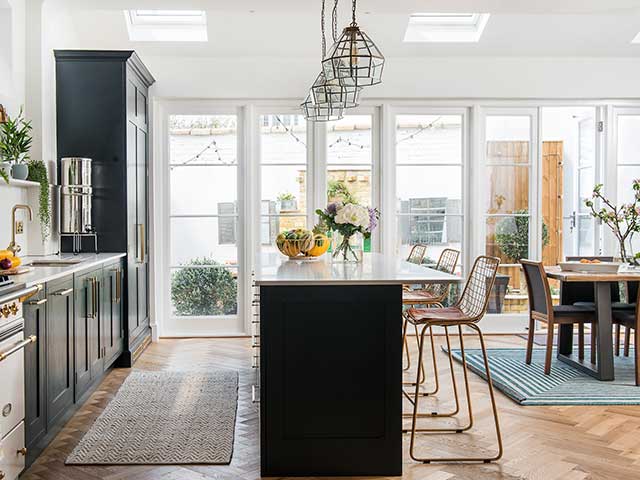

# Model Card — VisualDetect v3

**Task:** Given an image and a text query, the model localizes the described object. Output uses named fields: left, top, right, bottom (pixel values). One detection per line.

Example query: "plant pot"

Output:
left=278, top=199, right=298, bottom=212
left=11, top=163, right=28, bottom=180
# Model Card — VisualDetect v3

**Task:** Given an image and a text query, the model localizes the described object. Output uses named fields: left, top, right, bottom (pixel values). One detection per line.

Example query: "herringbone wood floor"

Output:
left=22, top=335, right=640, bottom=480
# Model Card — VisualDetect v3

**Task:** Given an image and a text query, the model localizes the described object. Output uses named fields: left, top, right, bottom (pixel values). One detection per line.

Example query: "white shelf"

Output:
left=0, top=178, right=40, bottom=188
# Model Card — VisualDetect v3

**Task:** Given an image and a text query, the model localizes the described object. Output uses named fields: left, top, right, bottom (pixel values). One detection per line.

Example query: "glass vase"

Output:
left=331, top=231, right=364, bottom=263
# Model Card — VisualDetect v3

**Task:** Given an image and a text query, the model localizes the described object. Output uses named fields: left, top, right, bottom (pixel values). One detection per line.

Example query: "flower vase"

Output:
left=331, top=231, right=364, bottom=263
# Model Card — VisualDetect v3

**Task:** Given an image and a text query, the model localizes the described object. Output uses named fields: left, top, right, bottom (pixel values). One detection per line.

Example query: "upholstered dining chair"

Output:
left=402, top=249, right=460, bottom=395
left=521, top=260, right=597, bottom=375
left=404, top=255, right=502, bottom=464
left=612, top=290, right=640, bottom=386
left=615, top=281, right=639, bottom=357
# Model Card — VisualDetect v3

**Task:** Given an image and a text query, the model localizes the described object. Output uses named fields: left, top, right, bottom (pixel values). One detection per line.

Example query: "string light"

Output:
left=395, top=117, right=442, bottom=144
left=274, top=115, right=307, bottom=146
left=175, top=137, right=235, bottom=166
left=328, top=136, right=366, bottom=149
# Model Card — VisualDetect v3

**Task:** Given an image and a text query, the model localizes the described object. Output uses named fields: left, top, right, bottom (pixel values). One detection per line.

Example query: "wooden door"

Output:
left=46, top=276, right=74, bottom=427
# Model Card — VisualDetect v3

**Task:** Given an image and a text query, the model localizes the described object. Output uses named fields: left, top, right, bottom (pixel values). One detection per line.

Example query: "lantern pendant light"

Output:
left=301, top=93, right=344, bottom=122
left=322, top=0, right=385, bottom=88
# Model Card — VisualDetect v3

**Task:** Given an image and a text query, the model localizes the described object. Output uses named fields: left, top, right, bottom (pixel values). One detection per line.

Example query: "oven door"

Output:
left=0, top=332, right=25, bottom=440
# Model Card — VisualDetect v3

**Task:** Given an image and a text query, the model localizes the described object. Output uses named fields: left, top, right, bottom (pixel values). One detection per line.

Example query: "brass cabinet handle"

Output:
left=87, top=277, right=97, bottom=318
left=0, top=336, right=37, bottom=362
left=137, top=223, right=145, bottom=263
left=93, top=277, right=98, bottom=318
left=52, top=287, right=73, bottom=297
left=17, top=447, right=27, bottom=456
left=27, top=298, right=47, bottom=306
left=110, top=268, right=122, bottom=303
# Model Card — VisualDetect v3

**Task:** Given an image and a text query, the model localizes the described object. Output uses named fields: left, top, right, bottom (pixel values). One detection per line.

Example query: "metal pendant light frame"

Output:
left=301, top=94, right=344, bottom=122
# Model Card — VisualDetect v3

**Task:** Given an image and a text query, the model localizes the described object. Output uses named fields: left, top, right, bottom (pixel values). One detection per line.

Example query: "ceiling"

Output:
left=51, top=0, right=640, bottom=58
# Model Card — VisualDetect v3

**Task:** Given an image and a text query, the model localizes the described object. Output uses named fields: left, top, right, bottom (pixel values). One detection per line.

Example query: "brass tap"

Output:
left=7, top=204, right=33, bottom=256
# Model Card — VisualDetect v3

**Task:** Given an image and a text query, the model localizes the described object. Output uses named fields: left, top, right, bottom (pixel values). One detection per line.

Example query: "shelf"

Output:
left=0, top=178, right=41, bottom=188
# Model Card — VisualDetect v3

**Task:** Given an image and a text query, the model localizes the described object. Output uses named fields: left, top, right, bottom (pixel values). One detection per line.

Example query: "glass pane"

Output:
left=398, top=215, right=462, bottom=264
left=171, top=217, right=238, bottom=266
left=260, top=114, right=307, bottom=164
left=261, top=165, right=307, bottom=214
left=170, top=266, right=238, bottom=316
left=486, top=166, right=529, bottom=214
left=486, top=215, right=529, bottom=264
left=396, top=115, right=462, bottom=164
left=327, top=167, right=372, bottom=206
left=170, top=166, right=236, bottom=216
left=327, top=115, right=372, bottom=165
left=486, top=116, right=531, bottom=164
left=577, top=216, right=594, bottom=256
left=260, top=215, right=307, bottom=249
left=617, top=166, right=640, bottom=204
left=169, top=115, right=237, bottom=165
left=578, top=167, right=595, bottom=213
left=617, top=115, right=640, bottom=165
left=396, top=166, right=462, bottom=214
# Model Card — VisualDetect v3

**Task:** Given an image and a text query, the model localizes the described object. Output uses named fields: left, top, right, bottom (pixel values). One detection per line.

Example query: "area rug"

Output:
left=66, top=370, right=239, bottom=465
left=448, top=348, right=640, bottom=406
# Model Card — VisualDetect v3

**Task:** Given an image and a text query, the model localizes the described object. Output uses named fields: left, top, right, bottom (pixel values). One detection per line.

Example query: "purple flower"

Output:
left=325, top=202, right=339, bottom=215
left=367, top=207, right=379, bottom=232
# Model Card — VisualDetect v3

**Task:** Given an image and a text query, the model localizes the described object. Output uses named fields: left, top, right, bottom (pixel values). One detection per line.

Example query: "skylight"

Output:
left=403, top=13, right=490, bottom=43
left=124, top=10, right=207, bottom=42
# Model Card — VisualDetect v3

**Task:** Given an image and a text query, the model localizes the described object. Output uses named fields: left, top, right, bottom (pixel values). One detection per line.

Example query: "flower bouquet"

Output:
left=315, top=202, right=380, bottom=263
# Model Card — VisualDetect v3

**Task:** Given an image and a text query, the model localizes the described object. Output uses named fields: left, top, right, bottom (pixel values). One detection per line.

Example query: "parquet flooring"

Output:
left=22, top=335, right=640, bottom=480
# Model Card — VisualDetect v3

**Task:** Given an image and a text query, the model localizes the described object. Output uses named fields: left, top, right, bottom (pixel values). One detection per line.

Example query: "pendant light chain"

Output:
left=321, top=0, right=327, bottom=58
left=351, top=0, right=357, bottom=26
left=332, top=0, right=339, bottom=42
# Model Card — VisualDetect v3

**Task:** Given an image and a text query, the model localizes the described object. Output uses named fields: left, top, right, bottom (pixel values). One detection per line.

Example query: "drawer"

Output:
left=0, top=333, right=25, bottom=439
left=0, top=421, right=26, bottom=480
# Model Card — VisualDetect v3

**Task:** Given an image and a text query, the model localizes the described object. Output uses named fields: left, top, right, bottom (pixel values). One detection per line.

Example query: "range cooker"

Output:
left=0, top=283, right=40, bottom=480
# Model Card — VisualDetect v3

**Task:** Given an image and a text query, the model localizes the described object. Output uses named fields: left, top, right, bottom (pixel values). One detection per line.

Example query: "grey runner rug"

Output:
left=66, top=370, right=238, bottom=465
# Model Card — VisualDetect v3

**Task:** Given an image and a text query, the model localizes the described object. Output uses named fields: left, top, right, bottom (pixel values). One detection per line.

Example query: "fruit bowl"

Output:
left=276, top=229, right=329, bottom=260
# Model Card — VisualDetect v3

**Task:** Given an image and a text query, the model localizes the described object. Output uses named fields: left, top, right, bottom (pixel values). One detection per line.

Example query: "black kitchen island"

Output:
left=254, top=253, right=461, bottom=477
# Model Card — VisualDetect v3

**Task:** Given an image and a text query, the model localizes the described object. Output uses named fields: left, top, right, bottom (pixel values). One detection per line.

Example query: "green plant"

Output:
left=584, top=182, right=640, bottom=264
left=171, top=257, right=237, bottom=316
left=27, top=159, right=50, bottom=242
left=327, top=179, right=356, bottom=204
left=277, top=192, right=296, bottom=202
left=494, top=209, right=549, bottom=262
left=0, top=107, right=32, bottom=166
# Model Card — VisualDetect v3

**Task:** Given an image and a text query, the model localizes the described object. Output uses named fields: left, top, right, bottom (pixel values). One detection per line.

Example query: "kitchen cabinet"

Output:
left=45, top=276, right=74, bottom=429
left=74, top=268, right=103, bottom=401
left=23, top=287, right=46, bottom=453
left=55, top=50, right=155, bottom=367
left=103, top=260, right=124, bottom=367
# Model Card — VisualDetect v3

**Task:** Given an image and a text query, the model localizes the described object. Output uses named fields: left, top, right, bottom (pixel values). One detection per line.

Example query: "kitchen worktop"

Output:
left=5, top=253, right=126, bottom=288
left=253, top=252, right=462, bottom=286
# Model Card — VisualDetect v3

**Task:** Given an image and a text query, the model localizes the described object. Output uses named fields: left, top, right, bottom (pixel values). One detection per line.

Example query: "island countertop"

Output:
left=254, top=252, right=462, bottom=286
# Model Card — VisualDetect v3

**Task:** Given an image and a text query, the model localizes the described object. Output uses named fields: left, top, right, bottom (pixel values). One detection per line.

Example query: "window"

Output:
left=124, top=10, right=207, bottom=42
left=259, top=114, right=308, bottom=252
left=404, top=13, right=490, bottom=43
left=168, top=115, right=239, bottom=323
left=395, top=114, right=464, bottom=269
left=615, top=109, right=640, bottom=254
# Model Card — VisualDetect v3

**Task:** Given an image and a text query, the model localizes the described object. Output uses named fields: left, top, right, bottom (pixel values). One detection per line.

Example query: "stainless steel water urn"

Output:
left=60, top=157, right=93, bottom=234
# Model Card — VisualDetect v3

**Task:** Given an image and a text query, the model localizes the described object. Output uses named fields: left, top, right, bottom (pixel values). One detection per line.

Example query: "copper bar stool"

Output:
left=402, top=249, right=460, bottom=397
left=405, top=255, right=503, bottom=464
left=403, top=244, right=428, bottom=372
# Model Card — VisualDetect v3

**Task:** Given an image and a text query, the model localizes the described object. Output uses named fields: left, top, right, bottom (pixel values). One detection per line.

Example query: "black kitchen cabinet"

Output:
left=55, top=50, right=155, bottom=367
left=23, top=286, right=47, bottom=456
left=74, top=268, right=102, bottom=401
left=103, top=260, right=125, bottom=367
left=45, top=276, right=74, bottom=429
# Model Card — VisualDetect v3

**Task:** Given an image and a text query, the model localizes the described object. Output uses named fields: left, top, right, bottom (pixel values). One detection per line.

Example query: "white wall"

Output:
left=144, top=55, right=640, bottom=101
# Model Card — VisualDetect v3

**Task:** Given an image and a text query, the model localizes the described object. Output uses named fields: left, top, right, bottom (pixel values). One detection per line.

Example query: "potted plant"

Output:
left=0, top=107, right=33, bottom=181
left=277, top=192, right=297, bottom=212
left=27, top=159, right=51, bottom=242
left=585, top=182, right=640, bottom=265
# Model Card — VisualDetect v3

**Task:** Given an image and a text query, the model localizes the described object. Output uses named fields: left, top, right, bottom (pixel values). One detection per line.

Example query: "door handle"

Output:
left=110, top=268, right=122, bottom=303
left=27, top=298, right=47, bottom=306
left=52, top=287, right=73, bottom=297
left=137, top=223, right=146, bottom=263
left=87, top=277, right=97, bottom=318
left=0, top=336, right=37, bottom=362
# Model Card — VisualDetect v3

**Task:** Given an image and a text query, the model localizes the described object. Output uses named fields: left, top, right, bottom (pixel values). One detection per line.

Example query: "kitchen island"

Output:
left=254, top=252, right=462, bottom=477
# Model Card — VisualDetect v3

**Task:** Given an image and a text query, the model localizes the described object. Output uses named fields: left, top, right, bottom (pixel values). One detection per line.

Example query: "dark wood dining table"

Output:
left=546, top=267, right=640, bottom=381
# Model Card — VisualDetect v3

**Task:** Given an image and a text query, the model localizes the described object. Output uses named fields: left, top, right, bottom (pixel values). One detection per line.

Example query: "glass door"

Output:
left=164, top=113, right=243, bottom=336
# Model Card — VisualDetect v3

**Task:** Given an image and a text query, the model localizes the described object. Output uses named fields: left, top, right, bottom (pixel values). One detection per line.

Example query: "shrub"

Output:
left=495, top=209, right=549, bottom=262
left=171, top=257, right=237, bottom=316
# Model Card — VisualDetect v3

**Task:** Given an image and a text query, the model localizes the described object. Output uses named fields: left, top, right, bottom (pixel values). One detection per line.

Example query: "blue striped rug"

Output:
left=448, top=348, right=640, bottom=406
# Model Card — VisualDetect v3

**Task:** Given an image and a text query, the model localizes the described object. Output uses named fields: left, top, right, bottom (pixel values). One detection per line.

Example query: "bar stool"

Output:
left=402, top=245, right=427, bottom=372
left=405, top=255, right=502, bottom=464
left=402, top=249, right=460, bottom=395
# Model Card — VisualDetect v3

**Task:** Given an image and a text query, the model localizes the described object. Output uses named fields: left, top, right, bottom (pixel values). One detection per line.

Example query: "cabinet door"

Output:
left=136, top=127, right=150, bottom=329
left=74, top=270, right=99, bottom=400
left=46, top=276, right=74, bottom=427
left=103, top=261, right=124, bottom=367
left=23, top=287, right=46, bottom=449
left=90, top=270, right=105, bottom=379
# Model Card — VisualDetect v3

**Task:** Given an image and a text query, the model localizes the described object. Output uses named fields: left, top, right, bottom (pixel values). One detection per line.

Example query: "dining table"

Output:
left=545, top=267, right=640, bottom=381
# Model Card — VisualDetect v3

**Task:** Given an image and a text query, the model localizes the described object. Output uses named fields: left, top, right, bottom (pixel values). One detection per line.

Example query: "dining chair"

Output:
left=612, top=289, right=640, bottom=386
left=404, top=255, right=502, bottom=464
left=614, top=281, right=639, bottom=358
left=407, top=244, right=427, bottom=265
left=402, top=249, right=460, bottom=395
left=521, top=260, right=597, bottom=374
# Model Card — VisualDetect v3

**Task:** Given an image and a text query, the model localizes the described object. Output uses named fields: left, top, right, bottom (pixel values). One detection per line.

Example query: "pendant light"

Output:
left=322, top=0, right=385, bottom=88
left=301, top=93, right=344, bottom=122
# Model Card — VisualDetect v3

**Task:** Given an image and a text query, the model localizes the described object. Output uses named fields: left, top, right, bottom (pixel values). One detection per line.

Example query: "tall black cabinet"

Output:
left=55, top=50, right=155, bottom=366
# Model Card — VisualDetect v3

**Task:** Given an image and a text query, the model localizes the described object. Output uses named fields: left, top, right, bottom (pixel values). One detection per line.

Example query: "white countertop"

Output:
left=254, top=252, right=462, bottom=286
left=5, top=252, right=126, bottom=288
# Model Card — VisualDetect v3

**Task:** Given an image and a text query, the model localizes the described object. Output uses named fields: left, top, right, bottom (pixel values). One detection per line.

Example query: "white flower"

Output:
left=335, top=203, right=370, bottom=229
